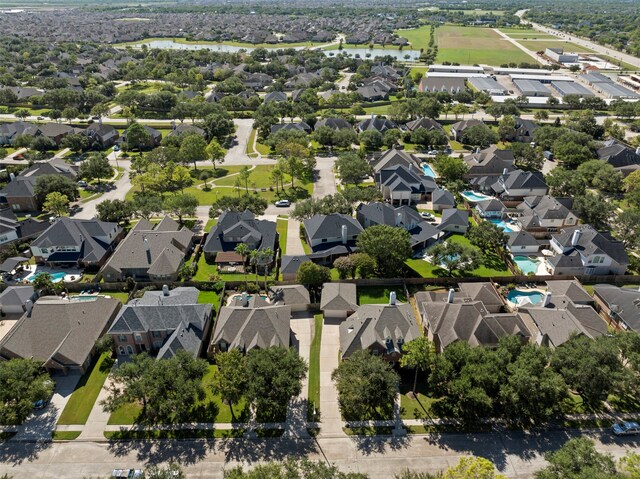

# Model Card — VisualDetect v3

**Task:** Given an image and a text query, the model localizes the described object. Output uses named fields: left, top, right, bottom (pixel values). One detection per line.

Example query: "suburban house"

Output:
left=314, top=118, right=352, bottom=130
left=320, top=282, right=358, bottom=320
left=203, top=210, right=277, bottom=270
left=263, top=91, right=288, bottom=103
left=167, top=123, right=206, bottom=138
left=30, top=217, right=123, bottom=269
left=0, top=295, right=121, bottom=374
left=508, top=118, right=539, bottom=143
left=379, top=165, right=437, bottom=205
left=369, top=148, right=421, bottom=181
left=593, top=284, right=640, bottom=333
left=84, top=123, right=119, bottom=148
left=339, top=297, right=421, bottom=361
left=0, top=286, right=37, bottom=315
left=596, top=140, right=640, bottom=176
left=463, top=146, right=515, bottom=178
left=280, top=255, right=311, bottom=282
left=0, top=208, right=48, bottom=246
left=507, top=230, right=540, bottom=254
left=303, top=213, right=363, bottom=250
left=546, top=280, right=594, bottom=306
left=475, top=198, right=506, bottom=219
left=210, top=303, right=291, bottom=354
left=101, top=216, right=194, bottom=281
left=0, top=121, right=36, bottom=146
left=109, top=286, right=212, bottom=359
left=357, top=84, right=389, bottom=101
left=438, top=208, right=470, bottom=234
left=119, top=125, right=162, bottom=150
left=432, top=188, right=456, bottom=212
left=36, top=123, right=79, bottom=146
left=450, top=119, right=484, bottom=142
left=415, top=286, right=529, bottom=352
left=356, top=202, right=442, bottom=250
left=268, top=285, right=311, bottom=312
left=515, top=195, right=578, bottom=235
left=357, top=116, right=397, bottom=133
left=405, top=117, right=444, bottom=133
left=518, top=292, right=607, bottom=349
left=271, top=121, right=312, bottom=135
left=0, top=158, right=79, bottom=212
left=473, top=170, right=548, bottom=200
left=546, top=225, right=629, bottom=276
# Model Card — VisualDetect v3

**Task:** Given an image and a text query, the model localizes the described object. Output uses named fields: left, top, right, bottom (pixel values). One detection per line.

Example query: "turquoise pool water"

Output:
left=506, top=289, right=544, bottom=305
left=421, top=163, right=436, bottom=178
left=488, top=218, right=514, bottom=233
left=26, top=271, right=67, bottom=283
left=513, top=255, right=540, bottom=275
left=461, top=190, right=492, bottom=202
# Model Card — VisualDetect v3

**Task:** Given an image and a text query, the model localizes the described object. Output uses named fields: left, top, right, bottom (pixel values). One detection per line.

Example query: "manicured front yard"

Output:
left=52, top=431, right=82, bottom=440
left=276, top=218, right=288, bottom=254
left=399, top=370, right=438, bottom=420
left=58, top=352, right=112, bottom=425
left=357, top=286, right=407, bottom=305
left=307, top=314, right=323, bottom=421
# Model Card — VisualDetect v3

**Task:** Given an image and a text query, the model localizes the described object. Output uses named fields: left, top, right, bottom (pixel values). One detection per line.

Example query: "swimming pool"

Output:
left=488, top=218, right=514, bottom=233
left=421, top=163, right=437, bottom=178
left=512, top=255, right=540, bottom=275
left=26, top=271, right=67, bottom=283
left=506, top=289, right=544, bottom=306
left=461, top=190, right=493, bottom=202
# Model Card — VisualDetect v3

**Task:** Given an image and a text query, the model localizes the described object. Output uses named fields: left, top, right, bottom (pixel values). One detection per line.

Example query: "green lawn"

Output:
left=100, top=292, right=130, bottom=303
left=308, top=314, right=323, bottom=421
left=515, top=40, right=593, bottom=53
left=108, top=364, right=248, bottom=425
left=193, top=253, right=274, bottom=283
left=256, top=141, right=271, bottom=156
left=276, top=218, right=288, bottom=254
left=58, top=352, right=112, bottom=425
left=105, top=429, right=243, bottom=440
left=357, top=286, right=407, bottom=305
left=399, top=370, right=438, bottom=420
left=436, top=25, right=535, bottom=65
left=407, top=234, right=512, bottom=278
left=197, top=291, right=220, bottom=309
left=52, top=431, right=81, bottom=440
left=204, top=218, right=218, bottom=232
left=397, top=25, right=433, bottom=51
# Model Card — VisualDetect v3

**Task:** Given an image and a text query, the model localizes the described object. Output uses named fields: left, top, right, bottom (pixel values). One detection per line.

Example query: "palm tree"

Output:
left=234, top=243, right=250, bottom=288
left=249, top=249, right=259, bottom=286
left=258, top=248, right=274, bottom=291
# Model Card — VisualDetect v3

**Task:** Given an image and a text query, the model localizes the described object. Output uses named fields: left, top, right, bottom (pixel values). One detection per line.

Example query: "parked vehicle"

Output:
left=77, top=180, right=88, bottom=187
left=275, top=199, right=290, bottom=207
left=420, top=211, right=434, bottom=219
left=111, top=469, right=143, bottom=479
left=613, top=421, right=640, bottom=436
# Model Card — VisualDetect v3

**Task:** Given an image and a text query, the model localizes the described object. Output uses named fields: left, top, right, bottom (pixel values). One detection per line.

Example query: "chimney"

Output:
left=341, top=224, right=348, bottom=245
left=636, top=147, right=640, bottom=156
left=143, top=237, right=150, bottom=252
left=371, top=113, right=375, bottom=120
left=162, top=284, right=169, bottom=296
left=9, top=172, right=15, bottom=181
left=25, top=299, right=33, bottom=316
left=447, top=288, right=455, bottom=303
left=389, top=291, right=397, bottom=305
left=571, top=229, right=582, bottom=247
left=242, top=291, right=248, bottom=307
left=395, top=212, right=403, bottom=227
left=542, top=292, right=552, bottom=307
left=475, top=147, right=480, bottom=154
left=502, top=168, right=508, bottom=175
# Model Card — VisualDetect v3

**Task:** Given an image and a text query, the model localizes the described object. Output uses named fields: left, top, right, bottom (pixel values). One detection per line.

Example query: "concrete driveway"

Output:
left=313, top=156, right=337, bottom=199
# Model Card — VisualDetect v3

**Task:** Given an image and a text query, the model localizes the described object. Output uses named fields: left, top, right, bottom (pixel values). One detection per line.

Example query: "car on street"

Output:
left=275, top=199, right=290, bottom=207
left=111, top=469, right=143, bottom=479
left=37, top=116, right=45, bottom=120
left=113, top=145, right=120, bottom=151
left=613, top=421, right=640, bottom=436
left=420, top=211, right=434, bottom=219
left=77, top=180, right=88, bottom=187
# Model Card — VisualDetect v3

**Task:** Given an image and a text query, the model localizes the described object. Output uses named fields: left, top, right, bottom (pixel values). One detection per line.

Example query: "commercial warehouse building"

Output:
left=468, top=77, right=507, bottom=95
left=428, top=65, right=484, bottom=74
left=513, top=79, right=552, bottom=97
left=579, top=72, right=614, bottom=86
left=510, top=74, right=573, bottom=84
left=426, top=72, right=488, bottom=79
left=493, top=67, right=553, bottom=76
left=550, top=81, right=595, bottom=97
left=545, top=48, right=579, bottom=64
left=593, top=82, right=640, bottom=99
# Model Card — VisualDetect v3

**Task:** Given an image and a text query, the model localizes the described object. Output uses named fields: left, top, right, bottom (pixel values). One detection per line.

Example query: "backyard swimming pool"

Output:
left=512, top=255, right=540, bottom=275
left=26, top=271, right=67, bottom=283
left=506, top=289, right=544, bottom=306
left=488, top=218, right=514, bottom=233
left=461, top=190, right=493, bottom=202
left=421, top=163, right=437, bottom=178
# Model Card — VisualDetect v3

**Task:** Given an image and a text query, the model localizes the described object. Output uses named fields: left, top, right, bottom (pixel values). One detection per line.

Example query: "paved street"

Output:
left=1, top=428, right=639, bottom=478
left=312, top=156, right=338, bottom=199
left=74, top=154, right=130, bottom=220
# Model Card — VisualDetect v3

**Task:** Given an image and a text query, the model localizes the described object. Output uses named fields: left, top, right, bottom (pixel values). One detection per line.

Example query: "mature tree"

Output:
left=460, top=125, right=498, bottom=148
left=335, top=151, right=372, bottom=186
left=30, top=136, right=56, bottom=152
left=465, top=222, right=508, bottom=254
left=359, top=130, right=383, bottom=151
left=485, top=103, right=505, bottom=121
left=163, top=193, right=198, bottom=225
left=206, top=138, right=225, bottom=171
left=124, top=122, right=151, bottom=151
left=130, top=194, right=164, bottom=220
left=102, top=350, right=208, bottom=424
left=576, top=160, right=623, bottom=194
left=224, top=459, right=369, bottom=479
left=209, top=195, right=268, bottom=216
left=498, top=345, right=567, bottom=425
left=61, top=133, right=89, bottom=153
left=144, top=464, right=185, bottom=479
left=545, top=168, right=586, bottom=197
left=334, top=255, right=357, bottom=280
left=245, top=347, right=307, bottom=422
left=620, top=451, right=640, bottom=478
left=433, top=155, right=469, bottom=184
left=383, top=129, right=403, bottom=148
left=428, top=242, right=480, bottom=276
left=553, top=140, right=593, bottom=168
left=356, top=225, right=412, bottom=278
left=14, top=108, right=29, bottom=121
left=444, top=457, right=508, bottom=479
left=179, top=133, right=208, bottom=170
left=353, top=252, right=377, bottom=279
left=276, top=142, right=309, bottom=189
left=573, top=193, right=611, bottom=227
left=512, top=142, right=543, bottom=171
left=96, top=199, right=133, bottom=224
left=32, top=272, right=57, bottom=295
left=332, top=350, right=399, bottom=420
left=551, top=335, right=626, bottom=406
left=400, top=337, right=436, bottom=395
left=498, top=115, right=516, bottom=142
left=43, top=192, right=69, bottom=217
left=535, top=438, right=621, bottom=479
left=0, top=359, right=55, bottom=425
left=296, top=261, right=331, bottom=302
left=62, top=107, right=80, bottom=123
left=213, top=349, right=248, bottom=421
left=79, top=153, right=114, bottom=184
left=614, top=209, right=640, bottom=249
left=291, top=194, right=353, bottom=220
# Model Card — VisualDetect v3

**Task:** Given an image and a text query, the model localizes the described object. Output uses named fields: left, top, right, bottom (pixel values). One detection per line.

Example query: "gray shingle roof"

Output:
left=438, top=209, right=469, bottom=231
left=303, top=213, right=363, bottom=243
left=551, top=225, right=629, bottom=266
left=320, top=282, right=357, bottom=311
left=269, top=285, right=310, bottom=306
left=212, top=305, right=291, bottom=351
left=0, top=286, right=36, bottom=308
left=130, top=286, right=200, bottom=306
left=280, top=255, right=311, bottom=275
left=593, top=284, right=640, bottom=332
left=203, top=210, right=277, bottom=256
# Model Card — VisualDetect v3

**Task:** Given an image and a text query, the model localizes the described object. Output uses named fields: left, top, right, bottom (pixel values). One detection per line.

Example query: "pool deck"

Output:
left=10, top=265, right=83, bottom=284
left=505, top=287, right=547, bottom=309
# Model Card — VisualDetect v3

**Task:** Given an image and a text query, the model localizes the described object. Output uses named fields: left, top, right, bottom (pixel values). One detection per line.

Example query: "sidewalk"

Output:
left=318, top=317, right=345, bottom=437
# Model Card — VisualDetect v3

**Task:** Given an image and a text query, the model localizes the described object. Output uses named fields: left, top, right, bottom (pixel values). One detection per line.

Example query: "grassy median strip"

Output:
left=52, top=431, right=82, bottom=441
left=104, top=429, right=244, bottom=440
left=57, top=352, right=112, bottom=426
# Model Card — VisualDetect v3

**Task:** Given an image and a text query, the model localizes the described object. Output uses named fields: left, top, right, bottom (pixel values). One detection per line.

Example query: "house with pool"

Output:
left=515, top=196, right=578, bottom=237
left=378, top=164, right=437, bottom=205
left=546, top=225, right=629, bottom=276
left=463, top=146, right=515, bottom=179
left=368, top=147, right=421, bottom=182
left=475, top=198, right=506, bottom=219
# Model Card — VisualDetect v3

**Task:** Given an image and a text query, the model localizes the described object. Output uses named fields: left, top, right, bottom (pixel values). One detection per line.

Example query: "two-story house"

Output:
left=379, top=165, right=437, bottom=205
left=463, top=146, right=515, bottom=179
left=515, top=196, right=578, bottom=236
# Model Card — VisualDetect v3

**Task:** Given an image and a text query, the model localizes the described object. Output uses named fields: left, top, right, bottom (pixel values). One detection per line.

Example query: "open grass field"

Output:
left=116, top=37, right=327, bottom=49
left=398, top=25, right=432, bottom=51
left=436, top=25, right=535, bottom=65
left=515, top=40, right=593, bottom=53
